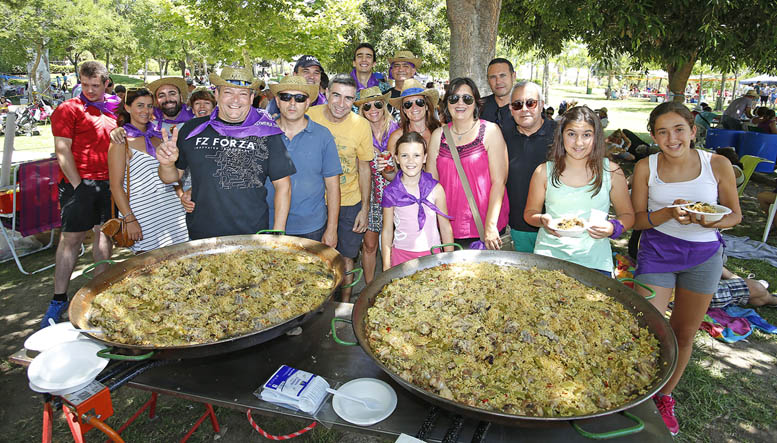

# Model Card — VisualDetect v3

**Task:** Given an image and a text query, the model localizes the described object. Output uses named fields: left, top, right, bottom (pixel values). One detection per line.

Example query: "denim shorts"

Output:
left=635, top=246, right=724, bottom=295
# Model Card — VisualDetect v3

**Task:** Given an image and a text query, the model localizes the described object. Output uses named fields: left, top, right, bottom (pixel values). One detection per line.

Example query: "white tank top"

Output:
left=647, top=149, right=719, bottom=242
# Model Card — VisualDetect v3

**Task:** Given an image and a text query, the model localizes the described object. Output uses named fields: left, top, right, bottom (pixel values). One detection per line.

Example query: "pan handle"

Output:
left=342, top=268, right=363, bottom=289
left=97, top=348, right=154, bottom=361
left=429, top=243, right=463, bottom=254
left=618, top=278, right=656, bottom=300
left=330, top=318, right=357, bottom=346
left=256, top=229, right=285, bottom=235
left=82, top=260, right=116, bottom=279
left=571, top=411, right=644, bottom=439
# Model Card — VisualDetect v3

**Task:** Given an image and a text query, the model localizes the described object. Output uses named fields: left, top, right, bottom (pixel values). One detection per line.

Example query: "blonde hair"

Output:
left=360, top=99, right=393, bottom=140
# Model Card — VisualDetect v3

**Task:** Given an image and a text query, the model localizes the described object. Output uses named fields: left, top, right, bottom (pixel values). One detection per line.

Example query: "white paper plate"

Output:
left=24, top=322, right=91, bottom=353
left=550, top=218, right=587, bottom=238
left=29, top=378, right=94, bottom=395
left=332, top=378, right=397, bottom=426
left=683, top=203, right=731, bottom=222
left=27, top=340, right=108, bottom=392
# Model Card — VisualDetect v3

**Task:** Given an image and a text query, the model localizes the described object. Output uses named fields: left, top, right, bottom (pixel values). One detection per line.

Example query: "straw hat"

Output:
left=388, top=79, right=439, bottom=108
left=388, top=50, right=422, bottom=69
left=745, top=89, right=759, bottom=98
left=209, top=67, right=262, bottom=91
left=147, top=77, right=190, bottom=102
left=354, top=86, right=391, bottom=106
left=268, top=76, right=319, bottom=99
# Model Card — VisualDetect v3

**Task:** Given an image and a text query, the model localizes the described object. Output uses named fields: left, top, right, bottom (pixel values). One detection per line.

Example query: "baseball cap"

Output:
left=294, top=55, right=323, bottom=73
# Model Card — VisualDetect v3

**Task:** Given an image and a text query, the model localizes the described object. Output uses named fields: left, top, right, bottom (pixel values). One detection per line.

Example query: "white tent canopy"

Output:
left=740, top=74, right=777, bottom=85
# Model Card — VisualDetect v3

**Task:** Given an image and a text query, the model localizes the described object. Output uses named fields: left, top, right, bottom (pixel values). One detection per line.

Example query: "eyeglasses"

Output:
left=447, top=94, right=475, bottom=105
left=402, top=98, right=426, bottom=109
left=278, top=93, right=308, bottom=103
left=510, top=99, right=539, bottom=111
left=362, top=101, right=384, bottom=111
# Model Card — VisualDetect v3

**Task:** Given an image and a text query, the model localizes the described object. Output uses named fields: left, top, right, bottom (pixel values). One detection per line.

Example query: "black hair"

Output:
left=441, top=77, right=482, bottom=123
left=114, top=85, right=126, bottom=94
left=79, top=61, right=110, bottom=83
left=116, top=87, right=153, bottom=127
left=487, top=58, right=514, bottom=74
left=396, top=131, right=428, bottom=154
left=354, top=43, right=376, bottom=60
left=319, top=72, right=329, bottom=90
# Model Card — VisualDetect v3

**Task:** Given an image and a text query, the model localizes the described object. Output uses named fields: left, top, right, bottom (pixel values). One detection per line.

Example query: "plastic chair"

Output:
left=764, top=201, right=777, bottom=243
left=0, top=158, right=82, bottom=274
left=738, top=155, right=773, bottom=197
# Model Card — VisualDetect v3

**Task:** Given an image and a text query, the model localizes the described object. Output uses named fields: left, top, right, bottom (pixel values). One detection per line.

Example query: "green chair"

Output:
left=763, top=201, right=776, bottom=243
left=738, top=155, right=773, bottom=197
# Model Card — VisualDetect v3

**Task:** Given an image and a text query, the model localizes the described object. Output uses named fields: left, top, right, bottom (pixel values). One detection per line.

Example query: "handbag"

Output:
left=442, top=125, right=514, bottom=251
left=101, top=140, right=135, bottom=248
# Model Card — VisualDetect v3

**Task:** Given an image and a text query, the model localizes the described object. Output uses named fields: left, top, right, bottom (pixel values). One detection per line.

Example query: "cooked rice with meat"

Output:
left=557, top=217, right=585, bottom=230
left=88, top=249, right=334, bottom=346
left=366, top=264, right=660, bottom=417
left=685, top=202, right=717, bottom=213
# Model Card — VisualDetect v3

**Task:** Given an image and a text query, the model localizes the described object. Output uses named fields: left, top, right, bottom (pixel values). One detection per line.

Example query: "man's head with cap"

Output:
left=294, top=55, right=324, bottom=87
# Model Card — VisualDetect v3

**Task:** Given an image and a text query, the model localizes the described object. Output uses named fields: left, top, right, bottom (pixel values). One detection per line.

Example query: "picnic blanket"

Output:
left=700, top=306, right=777, bottom=343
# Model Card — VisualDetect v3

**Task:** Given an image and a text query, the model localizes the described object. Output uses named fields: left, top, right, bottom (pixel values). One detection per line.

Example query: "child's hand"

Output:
left=587, top=221, right=613, bottom=239
left=540, top=214, right=561, bottom=237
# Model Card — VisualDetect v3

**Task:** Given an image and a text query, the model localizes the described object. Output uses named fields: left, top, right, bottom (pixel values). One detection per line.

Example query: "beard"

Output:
left=160, top=100, right=182, bottom=117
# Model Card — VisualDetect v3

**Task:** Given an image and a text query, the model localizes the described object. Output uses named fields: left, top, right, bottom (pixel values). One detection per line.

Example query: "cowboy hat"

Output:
left=147, top=77, right=190, bottom=102
left=388, top=50, right=422, bottom=69
left=209, top=67, right=262, bottom=91
left=745, top=89, right=759, bottom=98
left=388, top=79, right=439, bottom=109
left=268, top=75, right=319, bottom=99
left=354, top=86, right=391, bottom=106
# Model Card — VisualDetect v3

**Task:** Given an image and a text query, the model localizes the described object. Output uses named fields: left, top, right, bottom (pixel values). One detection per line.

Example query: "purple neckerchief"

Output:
left=124, top=123, right=162, bottom=158
left=381, top=171, right=452, bottom=229
left=152, top=106, right=194, bottom=132
left=373, top=121, right=399, bottom=152
left=185, top=106, right=283, bottom=140
left=350, top=68, right=381, bottom=90
left=634, top=228, right=723, bottom=276
left=313, top=92, right=327, bottom=106
left=79, top=93, right=119, bottom=117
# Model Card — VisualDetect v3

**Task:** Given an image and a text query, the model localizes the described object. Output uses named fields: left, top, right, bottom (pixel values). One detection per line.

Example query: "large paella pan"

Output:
left=345, top=250, right=677, bottom=427
left=70, top=234, right=354, bottom=359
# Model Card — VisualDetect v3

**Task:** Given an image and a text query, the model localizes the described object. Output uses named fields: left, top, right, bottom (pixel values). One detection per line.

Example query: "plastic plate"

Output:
left=550, top=218, right=587, bottom=238
left=332, top=378, right=397, bottom=426
left=682, top=204, right=731, bottom=222
left=24, top=322, right=91, bottom=353
left=27, top=340, right=108, bottom=392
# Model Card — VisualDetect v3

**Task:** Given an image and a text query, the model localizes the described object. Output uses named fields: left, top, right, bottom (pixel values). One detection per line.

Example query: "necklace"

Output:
left=451, top=120, right=478, bottom=141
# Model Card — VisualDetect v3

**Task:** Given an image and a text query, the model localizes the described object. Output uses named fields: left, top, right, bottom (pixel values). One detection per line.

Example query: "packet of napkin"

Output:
left=256, top=365, right=330, bottom=414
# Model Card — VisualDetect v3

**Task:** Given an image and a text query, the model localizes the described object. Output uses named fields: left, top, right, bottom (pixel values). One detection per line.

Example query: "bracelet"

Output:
left=609, top=219, right=625, bottom=239
left=647, top=210, right=655, bottom=227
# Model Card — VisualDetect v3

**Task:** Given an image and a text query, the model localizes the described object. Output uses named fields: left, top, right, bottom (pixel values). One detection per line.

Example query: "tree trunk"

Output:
left=575, top=68, right=580, bottom=87
left=123, top=56, right=128, bottom=75
left=106, top=52, right=110, bottom=72
left=716, top=73, right=726, bottom=111
left=607, top=72, right=613, bottom=100
left=68, top=53, right=82, bottom=81
left=446, top=0, right=502, bottom=93
left=666, top=56, right=696, bottom=103
left=699, top=71, right=704, bottom=103
left=203, top=59, right=209, bottom=77
left=542, top=57, right=549, bottom=103
left=179, top=60, right=186, bottom=78
left=156, top=58, right=164, bottom=76
left=585, top=67, right=590, bottom=92
left=143, top=58, right=148, bottom=83
left=732, top=72, right=739, bottom=98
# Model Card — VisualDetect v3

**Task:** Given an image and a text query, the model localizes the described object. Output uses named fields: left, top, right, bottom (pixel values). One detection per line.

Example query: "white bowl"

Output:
left=550, top=218, right=587, bottom=238
left=331, top=378, right=397, bottom=426
left=682, top=203, right=731, bottom=222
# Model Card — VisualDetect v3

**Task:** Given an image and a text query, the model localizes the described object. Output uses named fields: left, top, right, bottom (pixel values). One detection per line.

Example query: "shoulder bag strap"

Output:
left=109, top=139, right=132, bottom=220
left=442, top=124, right=485, bottom=241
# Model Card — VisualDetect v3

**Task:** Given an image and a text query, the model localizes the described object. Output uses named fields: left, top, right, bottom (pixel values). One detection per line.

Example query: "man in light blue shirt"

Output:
left=266, top=76, right=342, bottom=246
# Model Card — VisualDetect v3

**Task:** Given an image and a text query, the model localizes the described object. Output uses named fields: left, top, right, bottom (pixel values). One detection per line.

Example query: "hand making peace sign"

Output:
left=156, top=126, right=180, bottom=167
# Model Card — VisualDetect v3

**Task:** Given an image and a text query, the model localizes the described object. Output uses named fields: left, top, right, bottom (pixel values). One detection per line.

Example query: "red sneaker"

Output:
left=653, top=394, right=679, bottom=435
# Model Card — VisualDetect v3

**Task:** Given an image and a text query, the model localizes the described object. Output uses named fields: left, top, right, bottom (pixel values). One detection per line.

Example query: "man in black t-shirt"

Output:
left=503, top=80, right=556, bottom=253
left=157, top=67, right=295, bottom=240
left=482, top=58, right=516, bottom=127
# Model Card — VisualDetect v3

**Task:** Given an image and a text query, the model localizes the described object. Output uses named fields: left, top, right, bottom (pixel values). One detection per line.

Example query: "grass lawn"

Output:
left=2, top=83, right=776, bottom=442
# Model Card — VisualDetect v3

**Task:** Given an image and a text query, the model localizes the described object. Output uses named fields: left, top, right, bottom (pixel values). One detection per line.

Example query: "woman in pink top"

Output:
left=381, top=132, right=454, bottom=268
left=426, top=77, right=509, bottom=249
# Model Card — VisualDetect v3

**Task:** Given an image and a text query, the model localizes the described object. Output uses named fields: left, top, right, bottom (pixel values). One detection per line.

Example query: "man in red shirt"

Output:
left=43, top=61, right=118, bottom=328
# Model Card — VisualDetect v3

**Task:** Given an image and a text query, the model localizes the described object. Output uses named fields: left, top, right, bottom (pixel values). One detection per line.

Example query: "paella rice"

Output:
left=88, top=249, right=334, bottom=346
left=366, top=263, right=660, bottom=417
left=684, top=202, right=717, bottom=213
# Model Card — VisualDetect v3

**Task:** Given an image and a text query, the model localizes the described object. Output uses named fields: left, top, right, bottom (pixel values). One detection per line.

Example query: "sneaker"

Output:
left=40, top=300, right=69, bottom=329
left=653, top=394, right=679, bottom=435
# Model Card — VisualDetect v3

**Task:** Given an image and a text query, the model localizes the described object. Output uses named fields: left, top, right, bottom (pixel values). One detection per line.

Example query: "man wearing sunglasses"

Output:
left=503, top=80, right=557, bottom=253
left=266, top=76, right=342, bottom=248
left=482, top=58, right=516, bottom=127
left=308, top=75, right=374, bottom=301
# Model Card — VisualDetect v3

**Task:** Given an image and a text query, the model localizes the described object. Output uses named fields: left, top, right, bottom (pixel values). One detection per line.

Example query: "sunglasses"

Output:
left=278, top=92, right=308, bottom=103
left=510, top=99, right=539, bottom=110
left=402, top=98, right=426, bottom=109
left=447, top=94, right=475, bottom=105
left=362, top=101, right=384, bottom=111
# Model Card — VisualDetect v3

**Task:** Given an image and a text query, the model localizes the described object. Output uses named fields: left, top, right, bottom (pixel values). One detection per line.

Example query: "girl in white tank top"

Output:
left=630, top=103, right=742, bottom=436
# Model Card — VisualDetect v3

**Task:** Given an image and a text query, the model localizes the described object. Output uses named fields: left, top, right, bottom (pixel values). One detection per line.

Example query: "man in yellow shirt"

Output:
left=308, top=74, right=374, bottom=301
